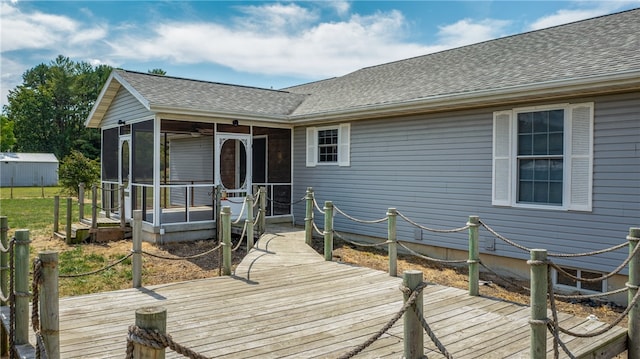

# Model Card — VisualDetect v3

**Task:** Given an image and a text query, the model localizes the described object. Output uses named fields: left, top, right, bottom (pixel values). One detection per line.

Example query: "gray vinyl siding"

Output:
left=0, top=162, right=58, bottom=186
left=292, top=92, right=640, bottom=274
left=102, top=88, right=152, bottom=128
left=169, top=137, right=215, bottom=206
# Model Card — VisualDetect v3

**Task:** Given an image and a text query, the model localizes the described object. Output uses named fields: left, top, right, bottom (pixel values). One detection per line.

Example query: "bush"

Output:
left=58, top=150, right=100, bottom=196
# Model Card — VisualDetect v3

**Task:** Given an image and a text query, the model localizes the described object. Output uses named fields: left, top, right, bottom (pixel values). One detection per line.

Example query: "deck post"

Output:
left=134, top=307, right=167, bottom=359
left=387, top=208, right=397, bottom=277
left=628, top=227, right=640, bottom=358
left=468, top=215, right=480, bottom=296
left=78, top=182, right=85, bottom=221
left=39, top=251, right=60, bottom=359
left=304, top=188, right=314, bottom=246
left=14, top=230, right=30, bottom=346
left=529, top=249, right=548, bottom=359
left=403, top=270, right=424, bottom=359
left=0, top=217, right=7, bottom=355
left=246, top=194, right=254, bottom=250
left=222, top=206, right=232, bottom=275
left=91, top=185, right=98, bottom=230
left=120, top=186, right=126, bottom=228
left=259, top=187, right=267, bottom=234
left=65, top=197, right=72, bottom=244
left=133, top=210, right=143, bottom=288
left=323, top=201, right=333, bottom=261
left=53, top=195, right=60, bottom=233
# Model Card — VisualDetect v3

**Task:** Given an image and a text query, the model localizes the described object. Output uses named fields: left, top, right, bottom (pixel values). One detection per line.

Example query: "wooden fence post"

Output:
left=120, top=186, right=126, bottom=228
left=628, top=227, right=640, bottom=358
left=222, top=206, right=232, bottom=275
left=134, top=307, right=167, bottom=359
left=304, top=188, right=314, bottom=246
left=78, top=183, right=85, bottom=221
left=323, top=201, right=333, bottom=261
left=91, top=185, right=98, bottom=230
left=387, top=208, right=397, bottom=277
left=10, top=178, right=13, bottom=199
left=39, top=251, right=59, bottom=359
left=14, top=230, right=30, bottom=345
left=133, top=210, right=143, bottom=288
left=66, top=197, right=72, bottom=244
left=246, top=194, right=254, bottom=250
left=53, top=196, right=60, bottom=234
left=0, top=217, right=7, bottom=356
left=468, top=215, right=480, bottom=296
left=41, top=176, right=44, bottom=198
left=403, top=270, right=424, bottom=359
left=259, top=187, right=266, bottom=234
left=529, top=249, right=548, bottom=359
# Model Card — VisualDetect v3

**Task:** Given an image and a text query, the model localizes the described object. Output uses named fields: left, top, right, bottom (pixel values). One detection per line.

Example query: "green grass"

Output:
left=58, top=248, right=133, bottom=296
left=0, top=186, right=65, bottom=199
left=0, top=191, right=81, bottom=236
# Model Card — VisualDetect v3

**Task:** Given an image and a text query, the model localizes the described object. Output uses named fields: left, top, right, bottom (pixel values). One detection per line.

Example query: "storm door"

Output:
left=119, top=135, right=132, bottom=220
left=215, top=133, right=251, bottom=218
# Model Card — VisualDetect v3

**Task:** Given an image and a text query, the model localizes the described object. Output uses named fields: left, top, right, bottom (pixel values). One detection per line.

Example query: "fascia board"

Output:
left=150, top=105, right=289, bottom=124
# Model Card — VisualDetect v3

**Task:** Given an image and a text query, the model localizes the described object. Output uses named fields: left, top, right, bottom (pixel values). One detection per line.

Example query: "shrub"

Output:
left=58, top=150, right=100, bottom=196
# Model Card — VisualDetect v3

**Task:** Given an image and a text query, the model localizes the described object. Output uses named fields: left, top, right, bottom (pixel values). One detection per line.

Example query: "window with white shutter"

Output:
left=492, top=103, right=593, bottom=211
left=306, top=124, right=350, bottom=167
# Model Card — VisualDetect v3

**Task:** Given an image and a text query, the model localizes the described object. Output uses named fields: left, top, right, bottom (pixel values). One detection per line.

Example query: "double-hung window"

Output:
left=492, top=103, right=593, bottom=211
left=306, top=123, right=350, bottom=167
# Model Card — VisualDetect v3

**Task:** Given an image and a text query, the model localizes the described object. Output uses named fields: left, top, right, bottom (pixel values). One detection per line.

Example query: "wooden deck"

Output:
left=34, top=227, right=628, bottom=357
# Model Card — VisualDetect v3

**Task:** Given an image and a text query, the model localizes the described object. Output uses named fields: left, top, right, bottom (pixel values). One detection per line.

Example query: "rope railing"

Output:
left=333, top=205, right=388, bottom=224
left=397, top=210, right=470, bottom=233
left=126, top=325, right=210, bottom=359
left=397, top=241, right=468, bottom=264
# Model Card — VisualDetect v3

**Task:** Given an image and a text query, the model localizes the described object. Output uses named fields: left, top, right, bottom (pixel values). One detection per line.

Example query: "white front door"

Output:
left=119, top=136, right=132, bottom=220
left=215, top=133, right=251, bottom=218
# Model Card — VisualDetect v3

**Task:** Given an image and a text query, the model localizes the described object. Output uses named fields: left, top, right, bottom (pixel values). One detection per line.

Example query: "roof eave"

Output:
left=289, top=70, right=640, bottom=125
left=151, top=105, right=290, bottom=124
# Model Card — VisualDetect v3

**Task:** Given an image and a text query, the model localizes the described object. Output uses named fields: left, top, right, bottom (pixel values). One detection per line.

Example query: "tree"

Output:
left=58, top=150, right=100, bottom=196
left=148, top=68, right=166, bottom=75
left=4, top=55, right=112, bottom=160
left=0, top=114, right=16, bottom=151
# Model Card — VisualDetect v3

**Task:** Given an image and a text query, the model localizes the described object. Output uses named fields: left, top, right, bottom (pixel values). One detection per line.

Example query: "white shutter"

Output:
left=338, top=123, right=350, bottom=167
left=567, top=103, right=593, bottom=211
left=306, top=127, right=317, bottom=167
left=492, top=111, right=512, bottom=206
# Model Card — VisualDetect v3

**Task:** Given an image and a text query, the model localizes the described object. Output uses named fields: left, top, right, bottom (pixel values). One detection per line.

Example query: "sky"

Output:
left=1, top=0, right=639, bottom=109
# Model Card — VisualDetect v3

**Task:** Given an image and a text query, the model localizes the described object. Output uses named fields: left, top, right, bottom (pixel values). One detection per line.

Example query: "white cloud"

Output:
left=528, top=1, right=640, bottom=30
left=234, top=3, right=319, bottom=33
left=436, top=18, right=512, bottom=48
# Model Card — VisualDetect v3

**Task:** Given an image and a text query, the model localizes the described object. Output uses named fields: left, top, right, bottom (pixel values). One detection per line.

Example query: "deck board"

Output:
left=18, top=226, right=628, bottom=358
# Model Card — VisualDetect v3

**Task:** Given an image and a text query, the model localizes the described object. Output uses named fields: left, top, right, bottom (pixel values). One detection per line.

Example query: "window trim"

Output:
left=306, top=123, right=350, bottom=167
left=317, top=126, right=339, bottom=164
left=492, top=102, right=593, bottom=211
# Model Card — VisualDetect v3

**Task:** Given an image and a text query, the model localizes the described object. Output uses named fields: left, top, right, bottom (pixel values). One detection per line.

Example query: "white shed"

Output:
left=0, top=153, right=59, bottom=187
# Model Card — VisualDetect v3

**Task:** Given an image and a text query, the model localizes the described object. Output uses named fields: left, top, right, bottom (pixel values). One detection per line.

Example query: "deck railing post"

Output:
left=387, top=208, right=397, bottom=277
left=39, top=251, right=60, bottom=359
left=132, top=210, right=143, bottom=288
left=53, top=196, right=60, bottom=234
left=65, top=197, right=72, bottom=244
left=304, top=188, right=314, bottom=246
left=403, top=270, right=424, bottom=359
left=529, top=249, right=548, bottom=359
left=133, top=307, right=167, bottom=359
left=259, top=187, right=267, bottom=234
left=120, top=186, right=126, bottom=228
left=222, top=206, right=232, bottom=275
left=14, top=230, right=30, bottom=346
left=628, top=227, right=640, bottom=358
left=323, top=201, right=334, bottom=261
left=0, top=217, right=7, bottom=355
left=468, top=215, right=480, bottom=296
left=246, top=194, right=254, bottom=250
left=91, top=185, right=98, bottom=230
left=78, top=182, right=85, bottom=221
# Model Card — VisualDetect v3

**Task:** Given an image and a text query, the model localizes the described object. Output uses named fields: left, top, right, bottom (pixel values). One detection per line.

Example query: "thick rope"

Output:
left=311, top=220, right=325, bottom=236
left=126, top=325, right=210, bottom=359
left=59, top=252, right=133, bottom=278
left=9, top=238, right=16, bottom=359
left=232, top=223, right=247, bottom=252
left=31, top=258, right=49, bottom=359
left=231, top=199, right=247, bottom=224
left=397, top=241, right=468, bottom=264
left=141, top=243, right=223, bottom=261
left=266, top=195, right=306, bottom=206
left=332, top=230, right=390, bottom=248
left=397, top=211, right=470, bottom=233
left=333, top=205, right=388, bottom=224
left=312, top=198, right=325, bottom=214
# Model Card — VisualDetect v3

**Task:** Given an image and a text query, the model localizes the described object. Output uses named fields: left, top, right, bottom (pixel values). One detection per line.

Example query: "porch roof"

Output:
left=87, top=9, right=640, bottom=128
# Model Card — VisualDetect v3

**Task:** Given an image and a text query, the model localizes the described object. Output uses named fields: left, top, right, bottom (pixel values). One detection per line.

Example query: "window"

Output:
left=554, top=267, right=605, bottom=293
left=306, top=124, right=350, bottom=167
left=492, top=103, right=593, bottom=211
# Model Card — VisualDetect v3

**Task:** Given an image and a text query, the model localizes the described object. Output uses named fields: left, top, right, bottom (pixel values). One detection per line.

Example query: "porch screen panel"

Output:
left=102, top=128, right=119, bottom=181
left=132, top=120, right=154, bottom=183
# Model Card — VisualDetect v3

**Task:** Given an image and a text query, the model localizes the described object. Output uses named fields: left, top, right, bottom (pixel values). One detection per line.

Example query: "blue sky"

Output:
left=1, top=1, right=639, bottom=108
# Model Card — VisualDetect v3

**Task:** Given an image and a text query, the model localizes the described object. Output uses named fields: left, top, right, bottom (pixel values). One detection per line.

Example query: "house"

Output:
left=0, top=152, right=59, bottom=187
left=86, top=9, right=639, bottom=299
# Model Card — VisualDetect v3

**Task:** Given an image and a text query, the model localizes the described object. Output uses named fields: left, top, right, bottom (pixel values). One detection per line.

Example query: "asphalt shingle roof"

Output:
left=284, top=8, right=640, bottom=116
